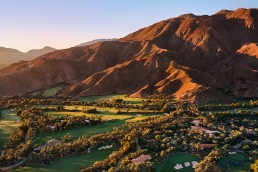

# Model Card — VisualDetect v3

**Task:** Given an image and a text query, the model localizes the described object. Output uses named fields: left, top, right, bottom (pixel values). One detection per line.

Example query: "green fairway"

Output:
left=218, top=153, right=250, bottom=171
left=63, top=105, right=120, bottom=114
left=34, top=119, right=126, bottom=145
left=155, top=152, right=200, bottom=172
left=13, top=147, right=116, bottom=172
left=48, top=109, right=159, bottom=122
left=0, top=109, right=20, bottom=149
left=125, top=114, right=160, bottom=122
left=62, top=105, right=156, bottom=114
left=49, top=111, right=133, bottom=121
left=79, top=94, right=143, bottom=104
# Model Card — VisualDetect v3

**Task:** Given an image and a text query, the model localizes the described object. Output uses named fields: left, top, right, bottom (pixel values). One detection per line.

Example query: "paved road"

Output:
left=0, top=157, right=27, bottom=171
left=114, top=138, right=142, bottom=171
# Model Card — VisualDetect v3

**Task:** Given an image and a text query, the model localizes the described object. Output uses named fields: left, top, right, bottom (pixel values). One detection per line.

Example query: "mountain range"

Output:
left=0, top=8, right=258, bottom=103
left=76, top=38, right=117, bottom=47
left=0, top=46, right=56, bottom=68
left=0, top=39, right=117, bottom=69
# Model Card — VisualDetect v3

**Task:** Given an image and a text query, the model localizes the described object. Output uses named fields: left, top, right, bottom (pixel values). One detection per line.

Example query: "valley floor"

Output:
left=0, top=94, right=257, bottom=172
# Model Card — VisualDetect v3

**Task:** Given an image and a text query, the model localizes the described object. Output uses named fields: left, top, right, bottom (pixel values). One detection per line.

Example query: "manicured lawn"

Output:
left=34, top=120, right=126, bottom=145
left=125, top=114, right=160, bottom=122
left=49, top=111, right=133, bottom=120
left=63, top=105, right=119, bottom=114
left=79, top=94, right=143, bottom=104
left=63, top=105, right=156, bottom=114
left=13, top=147, right=116, bottom=172
left=48, top=110, right=159, bottom=122
left=0, top=109, right=20, bottom=149
left=229, top=153, right=247, bottom=162
left=155, top=152, right=200, bottom=172
left=43, top=105, right=159, bottom=123
left=218, top=153, right=250, bottom=171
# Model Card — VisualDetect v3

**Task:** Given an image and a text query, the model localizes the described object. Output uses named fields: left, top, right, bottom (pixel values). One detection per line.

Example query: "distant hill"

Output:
left=0, top=8, right=258, bottom=103
left=76, top=39, right=117, bottom=47
left=0, top=46, right=56, bottom=68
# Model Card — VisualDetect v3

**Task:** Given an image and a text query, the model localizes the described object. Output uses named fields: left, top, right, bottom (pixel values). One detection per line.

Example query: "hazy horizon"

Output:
left=1, top=0, right=258, bottom=52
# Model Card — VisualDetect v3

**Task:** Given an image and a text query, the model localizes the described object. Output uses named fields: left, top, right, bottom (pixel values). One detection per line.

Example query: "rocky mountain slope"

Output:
left=0, top=8, right=258, bottom=103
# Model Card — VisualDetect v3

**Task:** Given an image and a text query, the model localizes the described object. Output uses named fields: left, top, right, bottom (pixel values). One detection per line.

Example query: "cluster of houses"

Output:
left=131, top=154, right=152, bottom=164
left=191, top=119, right=221, bottom=136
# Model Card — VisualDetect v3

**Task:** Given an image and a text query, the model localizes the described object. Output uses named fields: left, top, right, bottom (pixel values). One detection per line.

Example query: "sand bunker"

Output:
left=98, top=145, right=113, bottom=150
left=229, top=152, right=236, bottom=154
left=192, top=161, right=198, bottom=168
left=184, top=162, right=191, bottom=167
left=174, top=163, right=183, bottom=170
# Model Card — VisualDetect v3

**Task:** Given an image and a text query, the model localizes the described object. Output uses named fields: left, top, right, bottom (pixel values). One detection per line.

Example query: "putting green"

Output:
left=13, top=147, right=116, bottom=172
left=155, top=152, right=200, bottom=172
left=0, top=109, right=20, bottom=149
left=218, top=152, right=250, bottom=171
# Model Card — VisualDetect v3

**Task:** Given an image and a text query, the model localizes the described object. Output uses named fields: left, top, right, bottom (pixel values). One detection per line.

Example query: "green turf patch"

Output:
left=34, top=120, right=126, bottom=145
left=218, top=153, right=250, bottom=171
left=47, top=106, right=159, bottom=123
left=13, top=147, right=116, bottom=172
left=155, top=152, right=200, bottom=172
left=0, top=109, right=20, bottom=149
left=40, top=104, right=159, bottom=125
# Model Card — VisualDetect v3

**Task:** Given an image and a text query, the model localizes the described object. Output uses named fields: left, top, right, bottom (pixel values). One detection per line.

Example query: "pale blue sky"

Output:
left=0, top=0, right=257, bottom=52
